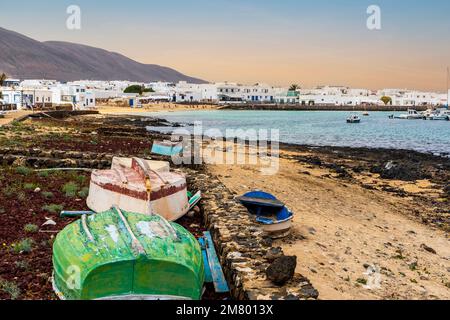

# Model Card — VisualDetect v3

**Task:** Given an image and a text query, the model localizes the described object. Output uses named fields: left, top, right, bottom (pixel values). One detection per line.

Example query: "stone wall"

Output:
left=187, top=169, right=319, bottom=300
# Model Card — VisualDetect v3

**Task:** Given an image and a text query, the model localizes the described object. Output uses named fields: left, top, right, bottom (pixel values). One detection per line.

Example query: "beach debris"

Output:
left=42, top=218, right=56, bottom=227
left=420, top=244, right=437, bottom=254
left=266, top=256, right=297, bottom=286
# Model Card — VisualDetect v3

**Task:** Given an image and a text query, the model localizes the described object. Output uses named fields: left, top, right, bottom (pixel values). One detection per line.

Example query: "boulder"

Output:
left=266, top=256, right=297, bottom=286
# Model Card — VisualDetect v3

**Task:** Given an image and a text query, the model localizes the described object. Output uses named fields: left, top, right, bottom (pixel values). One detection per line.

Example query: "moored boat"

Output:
left=52, top=207, right=205, bottom=300
left=425, top=108, right=450, bottom=120
left=347, top=114, right=361, bottom=123
left=394, top=109, right=424, bottom=120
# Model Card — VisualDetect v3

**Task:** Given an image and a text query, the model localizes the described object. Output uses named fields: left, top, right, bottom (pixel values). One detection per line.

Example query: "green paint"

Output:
left=53, top=209, right=205, bottom=300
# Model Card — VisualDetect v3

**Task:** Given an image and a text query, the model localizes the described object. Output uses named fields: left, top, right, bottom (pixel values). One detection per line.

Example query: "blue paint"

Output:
left=238, top=191, right=294, bottom=223
left=198, top=237, right=213, bottom=283
left=151, top=142, right=183, bottom=156
left=202, top=231, right=229, bottom=293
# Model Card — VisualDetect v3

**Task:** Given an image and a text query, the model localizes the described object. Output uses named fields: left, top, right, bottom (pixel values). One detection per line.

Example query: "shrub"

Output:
left=75, top=175, right=87, bottom=184
left=17, top=191, right=27, bottom=202
left=23, top=183, right=38, bottom=190
left=11, top=238, right=33, bottom=254
left=14, top=260, right=30, bottom=271
left=42, top=204, right=63, bottom=214
left=24, top=224, right=38, bottom=233
left=0, top=278, right=21, bottom=300
left=77, top=187, right=90, bottom=198
left=38, top=171, right=49, bottom=178
left=15, top=166, right=32, bottom=176
left=41, top=191, right=54, bottom=199
left=3, top=185, right=18, bottom=198
left=62, top=182, right=79, bottom=197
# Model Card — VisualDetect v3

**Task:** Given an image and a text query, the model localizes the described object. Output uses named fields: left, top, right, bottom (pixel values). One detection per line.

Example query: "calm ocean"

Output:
left=141, top=110, right=450, bottom=156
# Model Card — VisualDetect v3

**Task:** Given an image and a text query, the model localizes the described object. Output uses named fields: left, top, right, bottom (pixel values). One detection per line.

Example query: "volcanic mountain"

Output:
left=0, top=27, right=205, bottom=83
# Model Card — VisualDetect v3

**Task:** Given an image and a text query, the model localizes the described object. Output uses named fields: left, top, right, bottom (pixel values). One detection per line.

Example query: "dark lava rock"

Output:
left=420, top=244, right=437, bottom=254
left=372, top=161, right=430, bottom=181
left=300, top=285, right=319, bottom=299
left=266, top=256, right=297, bottom=286
left=265, top=247, right=284, bottom=262
left=444, top=184, right=450, bottom=197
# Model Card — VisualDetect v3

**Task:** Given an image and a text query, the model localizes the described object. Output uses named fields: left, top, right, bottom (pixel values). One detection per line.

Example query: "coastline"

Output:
left=1, top=111, right=447, bottom=300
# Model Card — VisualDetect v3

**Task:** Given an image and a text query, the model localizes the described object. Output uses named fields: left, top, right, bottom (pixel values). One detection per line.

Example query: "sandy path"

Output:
left=0, top=110, right=32, bottom=126
left=207, top=148, right=450, bottom=300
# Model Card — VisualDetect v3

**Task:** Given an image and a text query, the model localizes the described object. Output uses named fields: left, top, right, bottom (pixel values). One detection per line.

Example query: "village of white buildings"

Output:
left=1, top=78, right=449, bottom=110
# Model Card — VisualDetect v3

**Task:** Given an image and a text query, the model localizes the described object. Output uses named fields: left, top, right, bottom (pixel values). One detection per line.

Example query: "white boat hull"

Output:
left=87, top=158, right=189, bottom=221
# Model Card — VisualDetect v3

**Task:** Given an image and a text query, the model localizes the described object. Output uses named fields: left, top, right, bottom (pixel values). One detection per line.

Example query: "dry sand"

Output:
left=0, top=110, right=32, bottom=126
left=206, top=143, right=450, bottom=300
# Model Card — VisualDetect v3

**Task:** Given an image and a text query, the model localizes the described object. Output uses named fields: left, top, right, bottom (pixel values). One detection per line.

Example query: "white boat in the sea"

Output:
left=394, top=109, right=424, bottom=120
left=425, top=108, right=450, bottom=121
left=347, top=114, right=361, bottom=123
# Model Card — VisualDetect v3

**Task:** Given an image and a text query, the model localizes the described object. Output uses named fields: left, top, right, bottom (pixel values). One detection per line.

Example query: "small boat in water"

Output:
left=237, top=191, right=293, bottom=238
left=425, top=108, right=450, bottom=121
left=347, top=114, right=361, bottom=123
left=362, top=112, right=370, bottom=116
left=52, top=207, right=205, bottom=300
left=394, top=109, right=424, bottom=120
left=87, top=157, right=190, bottom=221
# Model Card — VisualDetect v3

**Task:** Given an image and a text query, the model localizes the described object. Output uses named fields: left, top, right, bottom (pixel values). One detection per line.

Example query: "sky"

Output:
left=1, top=0, right=450, bottom=91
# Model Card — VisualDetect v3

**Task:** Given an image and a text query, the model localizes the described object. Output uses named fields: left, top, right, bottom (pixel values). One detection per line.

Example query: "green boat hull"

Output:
left=52, top=209, right=205, bottom=300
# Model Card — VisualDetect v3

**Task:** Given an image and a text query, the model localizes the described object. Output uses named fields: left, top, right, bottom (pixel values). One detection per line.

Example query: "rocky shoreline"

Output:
left=0, top=111, right=448, bottom=300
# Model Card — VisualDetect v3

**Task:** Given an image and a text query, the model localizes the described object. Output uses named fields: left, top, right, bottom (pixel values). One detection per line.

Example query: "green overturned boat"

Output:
left=52, top=207, right=205, bottom=300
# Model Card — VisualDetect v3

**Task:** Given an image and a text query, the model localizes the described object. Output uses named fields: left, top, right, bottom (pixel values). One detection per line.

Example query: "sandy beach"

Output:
left=207, top=142, right=450, bottom=300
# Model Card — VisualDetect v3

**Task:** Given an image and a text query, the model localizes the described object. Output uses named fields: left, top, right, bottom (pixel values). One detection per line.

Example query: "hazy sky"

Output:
left=1, top=0, right=450, bottom=91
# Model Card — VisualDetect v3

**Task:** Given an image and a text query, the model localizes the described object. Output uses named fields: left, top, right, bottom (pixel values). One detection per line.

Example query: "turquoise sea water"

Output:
left=141, top=111, right=450, bottom=156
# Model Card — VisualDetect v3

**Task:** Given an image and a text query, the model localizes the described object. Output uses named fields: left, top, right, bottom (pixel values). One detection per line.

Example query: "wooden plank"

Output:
left=198, top=237, right=213, bottom=283
left=204, top=231, right=229, bottom=293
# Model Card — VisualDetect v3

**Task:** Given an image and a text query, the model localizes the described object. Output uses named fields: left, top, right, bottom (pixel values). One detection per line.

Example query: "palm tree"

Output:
left=289, top=84, right=300, bottom=91
left=0, top=73, right=7, bottom=99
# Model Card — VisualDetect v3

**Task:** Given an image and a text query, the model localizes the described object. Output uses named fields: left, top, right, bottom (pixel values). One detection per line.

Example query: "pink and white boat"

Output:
left=87, top=157, right=189, bottom=221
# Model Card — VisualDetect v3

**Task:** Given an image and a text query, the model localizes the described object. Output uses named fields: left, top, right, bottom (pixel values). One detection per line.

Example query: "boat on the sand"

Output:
left=237, top=191, right=293, bottom=238
left=52, top=207, right=205, bottom=300
left=87, top=157, right=190, bottom=221
left=346, top=114, right=361, bottom=123
left=151, top=140, right=183, bottom=156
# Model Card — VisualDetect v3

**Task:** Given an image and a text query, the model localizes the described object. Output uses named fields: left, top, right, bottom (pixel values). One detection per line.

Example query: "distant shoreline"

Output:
left=97, top=103, right=435, bottom=113
left=218, top=104, right=431, bottom=112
